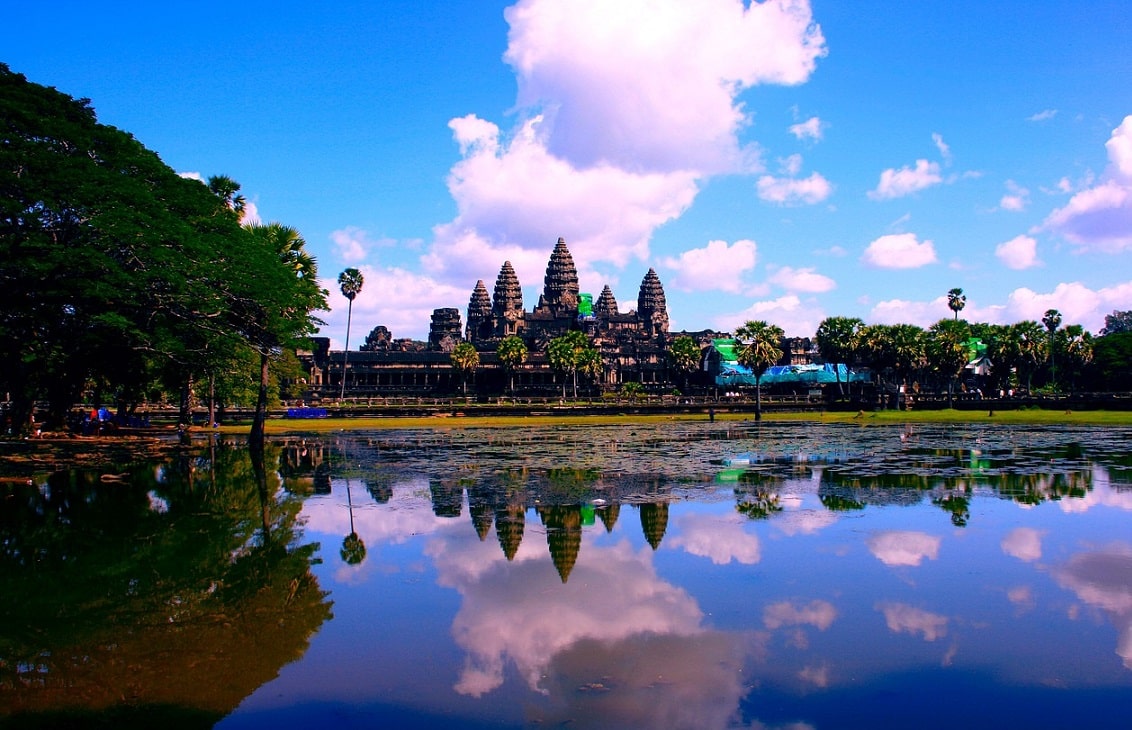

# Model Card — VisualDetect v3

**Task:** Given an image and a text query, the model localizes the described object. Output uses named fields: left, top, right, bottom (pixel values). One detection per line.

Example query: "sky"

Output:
left=5, top=0, right=1132, bottom=345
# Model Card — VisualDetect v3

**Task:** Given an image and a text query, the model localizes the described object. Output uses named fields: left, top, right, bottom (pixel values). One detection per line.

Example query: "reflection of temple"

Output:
left=300, top=237, right=723, bottom=397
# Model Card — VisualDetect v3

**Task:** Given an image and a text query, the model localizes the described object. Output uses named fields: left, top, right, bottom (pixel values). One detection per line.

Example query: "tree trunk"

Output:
left=208, top=373, right=216, bottom=427
left=249, top=350, right=269, bottom=451
left=179, top=374, right=193, bottom=427
left=754, top=376, right=763, bottom=421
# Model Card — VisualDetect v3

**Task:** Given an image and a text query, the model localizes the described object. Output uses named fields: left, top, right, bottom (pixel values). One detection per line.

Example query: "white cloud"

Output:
left=868, top=159, right=942, bottom=200
left=330, top=226, right=394, bottom=264
left=757, top=171, right=833, bottom=205
left=767, top=265, right=836, bottom=293
left=178, top=171, right=203, bottom=181
left=1001, top=528, right=1044, bottom=562
left=1028, top=109, right=1058, bottom=122
left=860, top=233, right=938, bottom=269
left=789, top=116, right=823, bottom=142
left=995, top=235, right=1040, bottom=270
left=1044, top=115, right=1132, bottom=252
left=999, top=180, right=1030, bottom=211
left=932, top=133, right=952, bottom=166
left=660, top=239, right=757, bottom=293
left=867, top=279, right=1132, bottom=333
left=877, top=602, right=949, bottom=641
left=716, top=294, right=825, bottom=338
left=779, top=154, right=803, bottom=175
left=867, top=531, right=941, bottom=567
left=427, top=0, right=827, bottom=291
left=317, top=264, right=469, bottom=348
left=504, top=0, right=826, bottom=173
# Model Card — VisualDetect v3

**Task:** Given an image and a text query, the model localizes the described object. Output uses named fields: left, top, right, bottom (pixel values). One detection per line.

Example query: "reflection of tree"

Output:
left=545, top=467, right=602, bottom=500
left=735, top=476, right=783, bottom=520
left=538, top=505, right=583, bottom=583
left=0, top=444, right=331, bottom=724
left=638, top=502, right=670, bottom=550
left=820, top=494, right=866, bottom=511
left=933, top=494, right=970, bottom=527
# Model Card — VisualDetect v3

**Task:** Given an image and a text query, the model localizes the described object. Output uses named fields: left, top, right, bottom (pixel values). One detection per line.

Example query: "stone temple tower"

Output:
left=534, top=237, right=579, bottom=317
left=636, top=268, right=669, bottom=340
left=466, top=280, right=492, bottom=342
left=492, top=260, right=524, bottom=338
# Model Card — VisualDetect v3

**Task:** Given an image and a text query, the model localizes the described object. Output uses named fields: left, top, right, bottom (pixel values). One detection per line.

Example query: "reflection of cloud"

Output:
left=1059, top=466, right=1132, bottom=514
left=1001, top=527, right=1044, bottom=562
left=763, top=600, right=837, bottom=631
left=867, top=531, right=941, bottom=566
left=798, top=664, right=830, bottom=688
left=301, top=478, right=454, bottom=547
left=877, top=602, right=949, bottom=641
left=668, top=513, right=761, bottom=564
left=1007, top=585, right=1036, bottom=612
left=532, top=632, right=752, bottom=730
left=1054, top=542, right=1132, bottom=669
left=775, top=508, right=838, bottom=536
left=429, top=533, right=707, bottom=697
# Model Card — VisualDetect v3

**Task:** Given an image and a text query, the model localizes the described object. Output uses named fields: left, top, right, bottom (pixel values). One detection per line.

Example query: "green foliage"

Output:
left=1091, top=332, right=1132, bottom=389
left=620, top=381, right=644, bottom=399
left=450, top=342, right=480, bottom=394
left=547, top=330, right=597, bottom=399
left=1101, top=310, right=1132, bottom=336
left=496, top=335, right=528, bottom=392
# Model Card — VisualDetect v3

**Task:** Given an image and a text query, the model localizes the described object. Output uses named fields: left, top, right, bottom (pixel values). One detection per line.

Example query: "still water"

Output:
left=3, top=421, right=1132, bottom=729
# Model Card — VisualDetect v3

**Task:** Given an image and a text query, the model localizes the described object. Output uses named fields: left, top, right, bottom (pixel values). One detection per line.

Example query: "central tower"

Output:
left=534, top=237, right=579, bottom=317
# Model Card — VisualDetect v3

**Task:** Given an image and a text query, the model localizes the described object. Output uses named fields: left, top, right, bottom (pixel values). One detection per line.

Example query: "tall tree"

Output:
left=496, top=335, right=528, bottom=394
left=337, top=268, right=364, bottom=401
left=733, top=320, right=784, bottom=421
left=238, top=223, right=327, bottom=449
left=947, top=288, right=967, bottom=320
left=1100, top=310, right=1132, bottom=335
left=815, top=316, right=864, bottom=396
left=450, top=341, right=480, bottom=395
left=1042, top=309, right=1062, bottom=387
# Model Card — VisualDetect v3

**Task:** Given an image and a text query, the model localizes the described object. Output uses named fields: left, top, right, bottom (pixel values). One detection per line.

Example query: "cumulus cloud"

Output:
left=860, top=233, right=938, bottom=269
left=330, top=226, right=395, bottom=264
left=661, top=239, right=757, bottom=293
left=1044, top=115, right=1132, bottom=252
left=999, top=180, right=1030, bottom=211
left=995, top=235, right=1040, bottom=270
left=1028, top=109, right=1058, bottom=122
left=757, top=171, right=833, bottom=205
left=716, top=294, right=825, bottom=338
left=1001, top=528, right=1044, bottom=562
left=868, top=279, right=1132, bottom=333
left=767, top=266, right=836, bottom=293
left=317, top=264, right=469, bottom=348
left=868, top=159, right=943, bottom=200
left=790, top=116, right=823, bottom=141
left=877, top=602, right=949, bottom=641
left=427, top=0, right=827, bottom=290
left=867, top=531, right=941, bottom=567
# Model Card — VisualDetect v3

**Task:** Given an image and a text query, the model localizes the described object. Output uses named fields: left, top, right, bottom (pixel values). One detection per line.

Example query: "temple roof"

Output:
left=492, top=261, right=523, bottom=315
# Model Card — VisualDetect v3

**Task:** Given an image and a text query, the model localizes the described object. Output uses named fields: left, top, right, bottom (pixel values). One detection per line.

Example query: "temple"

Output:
left=299, top=237, right=814, bottom=397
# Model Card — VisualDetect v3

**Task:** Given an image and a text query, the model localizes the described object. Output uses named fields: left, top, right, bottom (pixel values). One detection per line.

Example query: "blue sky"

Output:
left=6, top=0, right=1132, bottom=345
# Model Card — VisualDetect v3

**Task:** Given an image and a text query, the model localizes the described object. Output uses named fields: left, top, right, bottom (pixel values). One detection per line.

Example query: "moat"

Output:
left=3, top=422, right=1132, bottom=729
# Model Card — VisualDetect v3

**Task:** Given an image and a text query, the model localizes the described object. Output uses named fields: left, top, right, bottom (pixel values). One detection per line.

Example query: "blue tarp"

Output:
left=715, top=362, right=869, bottom=387
left=286, top=407, right=328, bottom=419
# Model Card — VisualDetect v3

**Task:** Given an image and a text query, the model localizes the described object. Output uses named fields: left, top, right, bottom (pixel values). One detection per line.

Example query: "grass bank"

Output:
left=215, top=408, right=1132, bottom=435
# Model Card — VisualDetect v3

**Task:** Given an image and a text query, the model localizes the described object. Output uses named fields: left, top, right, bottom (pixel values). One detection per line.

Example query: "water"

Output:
left=3, top=422, right=1131, bottom=729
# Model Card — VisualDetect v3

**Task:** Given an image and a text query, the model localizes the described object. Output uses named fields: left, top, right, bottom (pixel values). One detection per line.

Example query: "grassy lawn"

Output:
left=214, top=408, right=1132, bottom=435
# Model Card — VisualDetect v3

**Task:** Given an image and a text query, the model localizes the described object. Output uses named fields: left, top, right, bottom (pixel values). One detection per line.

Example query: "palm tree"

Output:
left=547, top=331, right=592, bottom=400
left=815, top=316, right=864, bottom=396
left=337, top=268, right=364, bottom=401
left=667, top=335, right=701, bottom=394
left=928, top=318, right=971, bottom=408
left=1056, top=324, right=1094, bottom=390
left=1042, top=309, right=1062, bottom=387
left=947, top=288, right=966, bottom=320
left=207, top=174, right=246, bottom=218
left=1012, top=320, right=1047, bottom=392
left=577, top=347, right=603, bottom=398
left=733, top=320, right=784, bottom=421
left=450, top=341, right=480, bottom=395
left=496, top=335, right=528, bottom=394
